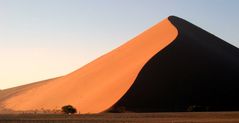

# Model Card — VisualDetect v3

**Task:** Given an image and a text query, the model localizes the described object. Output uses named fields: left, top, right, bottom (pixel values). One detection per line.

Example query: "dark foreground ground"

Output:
left=1, top=112, right=239, bottom=123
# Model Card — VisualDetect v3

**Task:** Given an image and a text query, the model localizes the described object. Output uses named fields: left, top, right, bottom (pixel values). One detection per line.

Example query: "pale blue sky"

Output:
left=0, top=0, right=239, bottom=89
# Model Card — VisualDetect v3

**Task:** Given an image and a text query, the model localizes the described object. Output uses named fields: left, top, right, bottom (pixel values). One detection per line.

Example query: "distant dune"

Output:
left=0, top=16, right=238, bottom=114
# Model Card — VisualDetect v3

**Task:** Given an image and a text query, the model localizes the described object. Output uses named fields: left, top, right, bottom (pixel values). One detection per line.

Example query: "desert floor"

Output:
left=0, top=112, right=239, bottom=123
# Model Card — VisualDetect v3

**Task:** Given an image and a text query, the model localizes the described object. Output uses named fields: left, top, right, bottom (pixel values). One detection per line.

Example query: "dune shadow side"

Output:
left=111, top=16, right=239, bottom=112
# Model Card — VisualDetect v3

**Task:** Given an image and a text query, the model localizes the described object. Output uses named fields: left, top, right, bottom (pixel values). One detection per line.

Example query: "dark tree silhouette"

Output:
left=61, top=105, right=77, bottom=114
left=109, top=106, right=126, bottom=113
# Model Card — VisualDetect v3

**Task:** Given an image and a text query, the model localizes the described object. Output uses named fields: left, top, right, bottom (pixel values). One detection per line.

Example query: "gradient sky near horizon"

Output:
left=0, top=0, right=239, bottom=89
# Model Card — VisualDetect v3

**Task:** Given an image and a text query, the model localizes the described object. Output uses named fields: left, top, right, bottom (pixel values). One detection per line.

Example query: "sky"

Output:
left=0, top=0, right=239, bottom=89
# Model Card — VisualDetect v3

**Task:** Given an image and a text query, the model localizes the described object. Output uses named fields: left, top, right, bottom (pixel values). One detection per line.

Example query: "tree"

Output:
left=187, top=105, right=210, bottom=112
left=61, top=105, right=77, bottom=114
left=109, top=106, right=126, bottom=113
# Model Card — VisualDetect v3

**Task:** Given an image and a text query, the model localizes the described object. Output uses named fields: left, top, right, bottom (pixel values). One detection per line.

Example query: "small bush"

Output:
left=110, top=106, right=126, bottom=113
left=61, top=105, right=77, bottom=115
left=187, top=105, right=196, bottom=112
left=187, top=105, right=210, bottom=112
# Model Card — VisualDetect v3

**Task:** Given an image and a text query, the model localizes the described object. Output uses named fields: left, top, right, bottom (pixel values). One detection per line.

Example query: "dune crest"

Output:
left=0, top=18, right=178, bottom=113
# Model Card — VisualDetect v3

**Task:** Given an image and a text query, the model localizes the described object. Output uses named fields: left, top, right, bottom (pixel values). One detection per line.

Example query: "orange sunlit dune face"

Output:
left=1, top=18, right=178, bottom=114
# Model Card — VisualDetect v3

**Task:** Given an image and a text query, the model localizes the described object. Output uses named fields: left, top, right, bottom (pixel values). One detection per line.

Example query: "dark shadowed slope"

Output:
left=113, top=16, right=239, bottom=112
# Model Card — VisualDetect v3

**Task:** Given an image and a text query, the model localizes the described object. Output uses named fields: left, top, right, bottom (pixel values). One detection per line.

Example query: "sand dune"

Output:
left=0, top=17, right=178, bottom=113
left=1, top=16, right=238, bottom=114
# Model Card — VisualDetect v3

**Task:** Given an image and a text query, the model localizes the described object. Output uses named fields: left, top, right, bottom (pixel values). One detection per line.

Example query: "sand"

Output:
left=2, top=112, right=239, bottom=123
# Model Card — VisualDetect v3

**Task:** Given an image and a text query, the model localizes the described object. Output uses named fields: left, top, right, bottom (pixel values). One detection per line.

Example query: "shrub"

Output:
left=61, top=105, right=77, bottom=114
left=109, top=106, right=126, bottom=113
left=187, top=105, right=210, bottom=112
